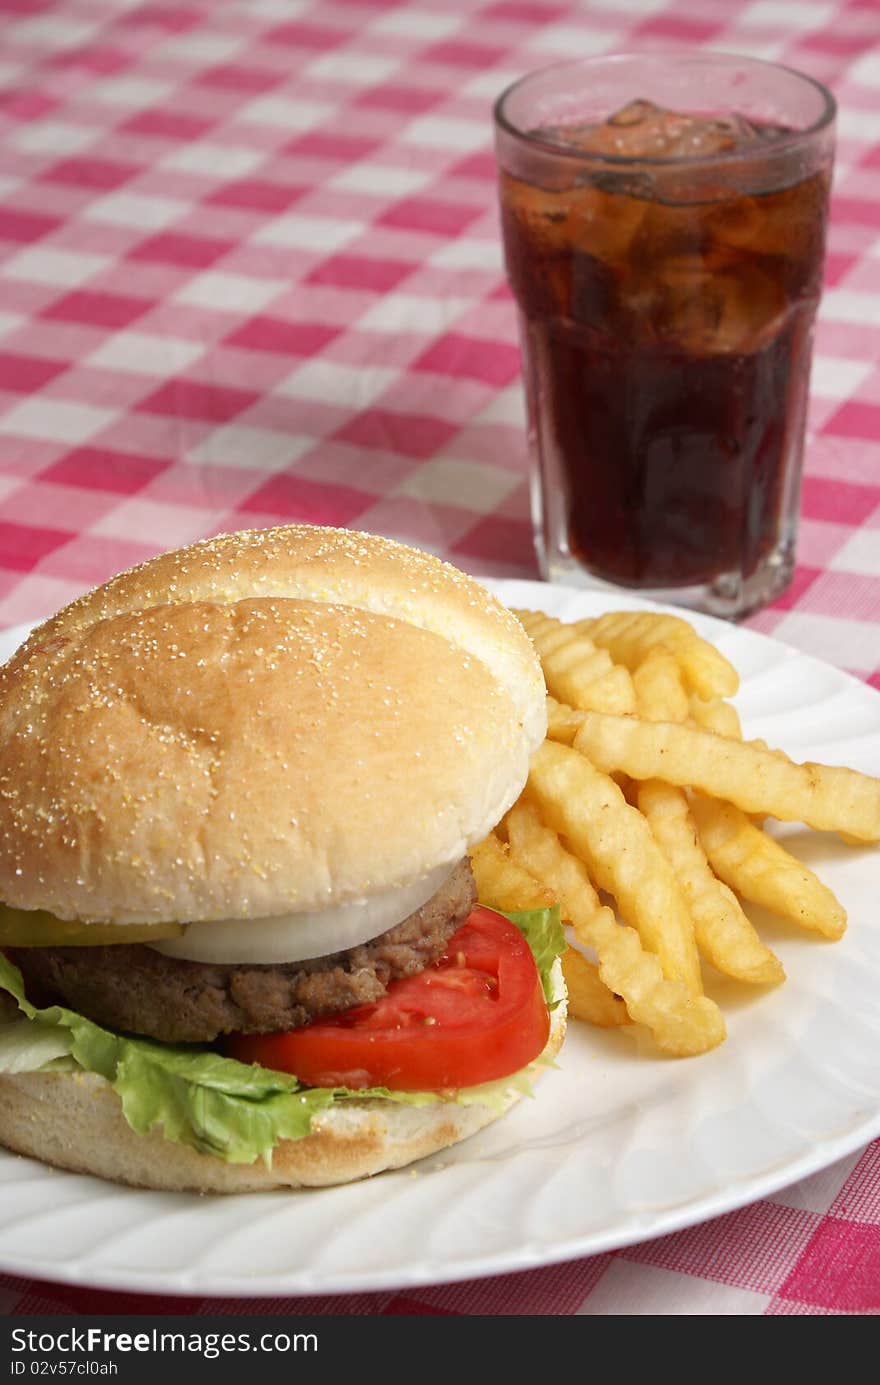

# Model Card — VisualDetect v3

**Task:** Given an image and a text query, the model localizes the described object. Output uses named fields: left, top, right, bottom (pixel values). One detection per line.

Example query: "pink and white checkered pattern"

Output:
left=0, top=0, right=878, bottom=1316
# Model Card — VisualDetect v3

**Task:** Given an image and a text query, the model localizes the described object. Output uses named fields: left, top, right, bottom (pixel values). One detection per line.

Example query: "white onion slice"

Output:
left=148, top=864, right=453, bottom=964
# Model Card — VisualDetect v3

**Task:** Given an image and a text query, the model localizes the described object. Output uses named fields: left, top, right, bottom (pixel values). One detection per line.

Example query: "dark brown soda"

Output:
left=500, top=124, right=830, bottom=588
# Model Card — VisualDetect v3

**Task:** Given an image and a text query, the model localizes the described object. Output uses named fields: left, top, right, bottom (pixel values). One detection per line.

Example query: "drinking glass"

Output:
left=494, top=53, right=836, bottom=618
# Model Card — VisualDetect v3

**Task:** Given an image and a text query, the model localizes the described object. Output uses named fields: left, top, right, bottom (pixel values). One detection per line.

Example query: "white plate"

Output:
left=1, top=582, right=879, bottom=1298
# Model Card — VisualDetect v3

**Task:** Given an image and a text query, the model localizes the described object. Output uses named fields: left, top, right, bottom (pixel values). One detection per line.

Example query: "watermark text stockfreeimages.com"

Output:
left=10, top=1327, right=316, bottom=1367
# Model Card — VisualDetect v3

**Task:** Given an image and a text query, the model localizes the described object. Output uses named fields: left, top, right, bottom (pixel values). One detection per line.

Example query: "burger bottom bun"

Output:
left=0, top=962, right=566, bottom=1193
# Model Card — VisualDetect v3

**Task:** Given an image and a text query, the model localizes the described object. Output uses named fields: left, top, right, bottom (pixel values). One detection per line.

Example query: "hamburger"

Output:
left=0, top=525, right=566, bottom=1191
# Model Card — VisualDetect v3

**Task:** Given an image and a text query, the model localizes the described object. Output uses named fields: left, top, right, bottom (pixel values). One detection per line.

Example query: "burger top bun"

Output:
left=18, top=524, right=545, bottom=746
left=0, top=526, right=546, bottom=925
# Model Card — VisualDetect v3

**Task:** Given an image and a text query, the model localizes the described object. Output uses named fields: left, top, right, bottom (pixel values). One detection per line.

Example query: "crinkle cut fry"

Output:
left=513, top=609, right=636, bottom=715
left=632, top=647, right=689, bottom=724
left=637, top=780, right=785, bottom=984
left=561, top=947, right=630, bottom=1027
left=690, top=794, right=847, bottom=939
left=689, top=694, right=742, bottom=739
left=577, top=609, right=738, bottom=700
left=630, top=644, right=783, bottom=986
left=468, top=832, right=555, bottom=914
left=528, top=740, right=703, bottom=996
left=545, top=695, right=584, bottom=745
left=572, top=712, right=880, bottom=843
left=505, top=801, right=627, bottom=1028
left=506, top=798, right=724, bottom=1056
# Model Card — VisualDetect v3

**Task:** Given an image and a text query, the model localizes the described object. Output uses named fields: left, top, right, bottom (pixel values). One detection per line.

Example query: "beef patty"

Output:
left=11, top=857, right=477, bottom=1044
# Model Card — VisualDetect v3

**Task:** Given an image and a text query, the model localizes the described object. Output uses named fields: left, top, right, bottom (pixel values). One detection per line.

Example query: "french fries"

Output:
left=689, top=695, right=742, bottom=739
left=571, top=712, right=880, bottom=842
left=504, top=799, right=724, bottom=1055
left=469, top=832, right=555, bottom=913
left=561, top=947, right=631, bottom=1029
left=504, top=800, right=628, bottom=1028
left=528, top=740, right=703, bottom=996
left=513, top=609, right=637, bottom=714
left=494, top=604, right=878, bottom=1060
left=690, top=794, right=847, bottom=940
left=632, top=647, right=689, bottom=724
left=637, top=780, right=785, bottom=985
left=545, top=695, right=585, bottom=745
left=632, top=636, right=784, bottom=985
left=578, top=609, right=739, bottom=700
left=473, top=814, right=630, bottom=1029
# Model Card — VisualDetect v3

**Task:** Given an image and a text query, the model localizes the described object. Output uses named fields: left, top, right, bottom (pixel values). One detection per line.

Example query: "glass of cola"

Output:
left=494, top=53, right=835, bottom=618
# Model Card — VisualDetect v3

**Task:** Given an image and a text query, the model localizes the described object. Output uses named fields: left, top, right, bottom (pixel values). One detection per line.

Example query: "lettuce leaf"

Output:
left=0, top=903, right=566, bottom=1166
left=497, top=905, right=565, bottom=1007
left=0, top=1018, right=75, bottom=1073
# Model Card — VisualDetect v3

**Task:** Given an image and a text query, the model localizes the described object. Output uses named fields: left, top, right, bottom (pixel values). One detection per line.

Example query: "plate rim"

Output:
left=0, top=582, right=879, bottom=1298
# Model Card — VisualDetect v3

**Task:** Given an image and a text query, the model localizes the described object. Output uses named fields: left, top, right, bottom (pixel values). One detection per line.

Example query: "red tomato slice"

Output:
left=227, top=906, right=550, bottom=1092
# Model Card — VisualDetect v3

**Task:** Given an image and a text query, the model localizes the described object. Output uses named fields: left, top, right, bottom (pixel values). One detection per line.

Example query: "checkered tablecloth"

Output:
left=0, top=0, right=878, bottom=1318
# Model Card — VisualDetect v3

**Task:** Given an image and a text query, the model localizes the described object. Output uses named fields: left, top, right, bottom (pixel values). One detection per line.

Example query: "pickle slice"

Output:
left=0, top=903, right=184, bottom=947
